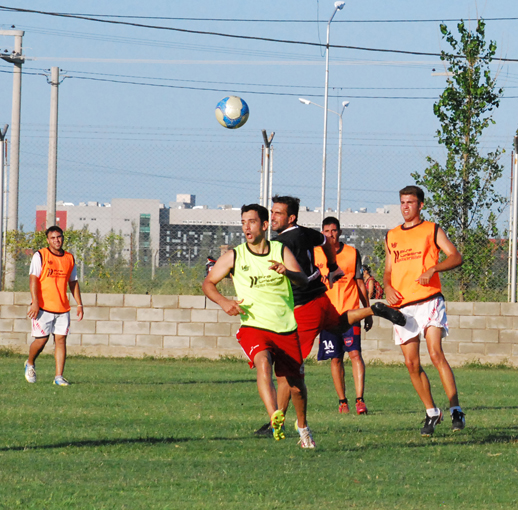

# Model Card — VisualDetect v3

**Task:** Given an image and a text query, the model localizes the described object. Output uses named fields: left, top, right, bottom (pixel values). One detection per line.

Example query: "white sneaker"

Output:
left=297, top=426, right=316, bottom=449
left=24, top=361, right=36, bottom=383
left=54, top=376, right=70, bottom=386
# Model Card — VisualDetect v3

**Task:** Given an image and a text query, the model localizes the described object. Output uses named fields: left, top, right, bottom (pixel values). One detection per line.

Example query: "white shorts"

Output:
left=394, top=296, right=448, bottom=345
left=32, top=310, right=70, bottom=338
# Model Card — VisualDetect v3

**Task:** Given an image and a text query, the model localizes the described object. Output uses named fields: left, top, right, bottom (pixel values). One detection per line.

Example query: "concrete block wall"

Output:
left=1, top=292, right=517, bottom=365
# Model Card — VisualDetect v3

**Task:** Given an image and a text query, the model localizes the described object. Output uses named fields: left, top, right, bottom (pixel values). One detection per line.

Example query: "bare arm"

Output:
left=69, top=280, right=84, bottom=321
left=202, top=250, right=245, bottom=316
left=416, top=227, right=463, bottom=285
left=383, top=240, right=404, bottom=307
left=27, top=275, right=40, bottom=319
left=357, top=278, right=370, bottom=309
left=366, top=278, right=374, bottom=298
left=268, top=246, right=308, bottom=288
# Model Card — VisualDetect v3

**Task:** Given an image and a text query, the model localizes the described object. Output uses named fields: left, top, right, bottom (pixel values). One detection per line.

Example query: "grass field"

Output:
left=1, top=353, right=517, bottom=509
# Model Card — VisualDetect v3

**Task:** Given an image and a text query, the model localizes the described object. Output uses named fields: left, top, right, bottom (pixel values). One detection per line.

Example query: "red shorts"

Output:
left=237, top=326, right=304, bottom=379
left=295, top=293, right=348, bottom=359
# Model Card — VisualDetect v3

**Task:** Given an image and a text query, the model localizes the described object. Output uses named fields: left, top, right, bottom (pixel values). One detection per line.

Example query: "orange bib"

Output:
left=37, top=248, right=75, bottom=313
left=314, top=243, right=360, bottom=314
left=386, top=221, right=442, bottom=308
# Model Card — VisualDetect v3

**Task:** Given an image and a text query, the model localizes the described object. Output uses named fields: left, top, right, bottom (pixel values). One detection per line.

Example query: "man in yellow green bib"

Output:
left=202, top=204, right=316, bottom=447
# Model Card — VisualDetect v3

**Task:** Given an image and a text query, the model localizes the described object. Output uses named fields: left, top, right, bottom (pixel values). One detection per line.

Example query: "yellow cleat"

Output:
left=270, top=410, right=285, bottom=441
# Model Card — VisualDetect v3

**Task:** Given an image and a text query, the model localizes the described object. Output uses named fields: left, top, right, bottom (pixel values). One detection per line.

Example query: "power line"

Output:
left=68, top=74, right=440, bottom=99
left=3, top=67, right=518, bottom=100
left=2, top=5, right=518, bottom=62
left=2, top=63, right=450, bottom=90
left=7, top=13, right=518, bottom=23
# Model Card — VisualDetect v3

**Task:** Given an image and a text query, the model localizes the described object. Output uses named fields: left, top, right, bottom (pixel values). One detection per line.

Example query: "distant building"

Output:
left=36, top=195, right=402, bottom=266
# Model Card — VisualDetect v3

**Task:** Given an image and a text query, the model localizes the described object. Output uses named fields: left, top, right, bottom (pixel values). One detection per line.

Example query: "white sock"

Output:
left=426, top=407, right=441, bottom=417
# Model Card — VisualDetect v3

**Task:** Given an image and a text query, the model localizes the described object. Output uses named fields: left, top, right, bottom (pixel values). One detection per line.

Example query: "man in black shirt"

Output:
left=255, top=195, right=406, bottom=435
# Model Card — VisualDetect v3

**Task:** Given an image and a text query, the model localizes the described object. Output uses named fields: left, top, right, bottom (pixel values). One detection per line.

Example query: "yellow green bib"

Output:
left=233, top=241, right=297, bottom=333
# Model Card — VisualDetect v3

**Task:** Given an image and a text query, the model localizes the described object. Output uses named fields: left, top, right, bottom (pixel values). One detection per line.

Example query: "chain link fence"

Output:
left=1, top=134, right=513, bottom=300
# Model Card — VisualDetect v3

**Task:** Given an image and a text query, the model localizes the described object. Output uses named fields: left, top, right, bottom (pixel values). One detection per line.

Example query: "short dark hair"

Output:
left=272, top=195, right=300, bottom=221
left=322, top=216, right=340, bottom=230
left=45, top=225, right=63, bottom=237
left=241, top=203, right=269, bottom=224
left=399, top=185, right=425, bottom=204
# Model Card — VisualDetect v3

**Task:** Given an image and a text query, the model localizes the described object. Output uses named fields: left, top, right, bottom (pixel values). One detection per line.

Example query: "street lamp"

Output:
left=321, top=1, right=346, bottom=222
left=299, top=98, right=349, bottom=217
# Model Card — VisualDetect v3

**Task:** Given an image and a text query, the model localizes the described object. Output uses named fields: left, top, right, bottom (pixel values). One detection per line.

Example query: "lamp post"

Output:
left=300, top=98, right=349, bottom=218
left=321, top=1, right=346, bottom=222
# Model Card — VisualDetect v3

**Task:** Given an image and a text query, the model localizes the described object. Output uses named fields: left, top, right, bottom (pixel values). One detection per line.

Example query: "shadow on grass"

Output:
left=3, top=425, right=517, bottom=453
left=319, top=424, right=518, bottom=452
left=0, top=435, right=196, bottom=452
left=70, top=379, right=256, bottom=386
left=469, top=405, right=518, bottom=411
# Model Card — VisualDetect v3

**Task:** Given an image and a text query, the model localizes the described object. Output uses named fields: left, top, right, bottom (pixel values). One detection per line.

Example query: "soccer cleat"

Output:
left=339, top=401, right=350, bottom=414
left=270, top=410, right=286, bottom=441
left=53, top=376, right=70, bottom=386
left=451, top=410, right=466, bottom=431
left=355, top=400, right=368, bottom=415
left=254, top=422, right=273, bottom=436
left=371, top=302, right=406, bottom=326
left=24, top=361, right=36, bottom=383
left=420, top=411, right=443, bottom=436
left=297, top=426, right=316, bottom=449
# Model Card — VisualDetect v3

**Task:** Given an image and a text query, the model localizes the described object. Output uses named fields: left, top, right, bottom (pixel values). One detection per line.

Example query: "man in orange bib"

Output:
left=314, top=217, right=372, bottom=415
left=384, top=186, right=465, bottom=436
left=25, top=226, right=84, bottom=386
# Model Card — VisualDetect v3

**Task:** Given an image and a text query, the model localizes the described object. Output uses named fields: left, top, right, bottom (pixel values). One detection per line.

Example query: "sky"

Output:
left=1, top=1, right=517, bottom=229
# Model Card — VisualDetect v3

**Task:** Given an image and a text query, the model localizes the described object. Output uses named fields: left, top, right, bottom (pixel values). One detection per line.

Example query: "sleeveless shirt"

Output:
left=314, top=243, right=361, bottom=314
left=386, top=221, right=442, bottom=308
left=232, top=241, right=297, bottom=333
left=36, top=248, right=75, bottom=313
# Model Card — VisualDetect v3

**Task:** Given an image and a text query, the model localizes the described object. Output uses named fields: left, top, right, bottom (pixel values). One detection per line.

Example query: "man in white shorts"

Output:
left=25, top=226, right=84, bottom=386
left=384, top=185, right=465, bottom=436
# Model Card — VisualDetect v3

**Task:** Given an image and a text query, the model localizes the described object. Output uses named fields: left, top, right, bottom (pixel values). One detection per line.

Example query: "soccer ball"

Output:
left=215, top=96, right=249, bottom=129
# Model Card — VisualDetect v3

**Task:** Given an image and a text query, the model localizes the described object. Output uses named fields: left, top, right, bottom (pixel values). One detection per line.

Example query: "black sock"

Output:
left=339, top=398, right=348, bottom=404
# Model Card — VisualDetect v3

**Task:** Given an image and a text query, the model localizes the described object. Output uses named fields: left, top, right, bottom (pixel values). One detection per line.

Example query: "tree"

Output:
left=412, top=19, right=505, bottom=300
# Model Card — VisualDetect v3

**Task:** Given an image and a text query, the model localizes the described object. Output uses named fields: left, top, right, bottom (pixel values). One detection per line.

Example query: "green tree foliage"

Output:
left=4, top=227, right=126, bottom=293
left=412, top=19, right=505, bottom=300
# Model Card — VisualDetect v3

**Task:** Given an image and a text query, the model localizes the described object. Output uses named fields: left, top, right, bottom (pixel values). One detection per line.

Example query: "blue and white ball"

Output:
left=215, top=96, right=249, bottom=129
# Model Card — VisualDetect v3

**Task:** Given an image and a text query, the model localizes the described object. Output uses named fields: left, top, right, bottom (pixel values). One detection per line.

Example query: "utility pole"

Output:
left=47, top=67, right=60, bottom=227
left=0, top=124, right=8, bottom=290
left=1, top=30, right=25, bottom=289
left=511, top=136, right=518, bottom=302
